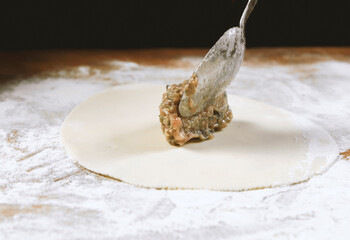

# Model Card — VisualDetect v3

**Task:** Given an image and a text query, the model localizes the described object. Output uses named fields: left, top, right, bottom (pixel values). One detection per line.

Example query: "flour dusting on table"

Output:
left=1, top=55, right=350, bottom=240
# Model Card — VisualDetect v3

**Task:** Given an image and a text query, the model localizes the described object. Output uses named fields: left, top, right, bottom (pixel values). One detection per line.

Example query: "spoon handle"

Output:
left=239, top=0, right=259, bottom=29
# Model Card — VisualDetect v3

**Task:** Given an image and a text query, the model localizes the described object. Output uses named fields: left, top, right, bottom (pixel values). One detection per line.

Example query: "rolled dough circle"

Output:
left=60, top=84, right=338, bottom=191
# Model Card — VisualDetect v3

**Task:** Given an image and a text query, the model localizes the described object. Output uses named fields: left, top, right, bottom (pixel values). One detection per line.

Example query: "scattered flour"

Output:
left=0, top=58, right=350, bottom=240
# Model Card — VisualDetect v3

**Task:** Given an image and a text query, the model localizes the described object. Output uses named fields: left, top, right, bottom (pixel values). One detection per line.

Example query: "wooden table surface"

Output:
left=1, top=48, right=350, bottom=240
left=2, top=48, right=350, bottom=81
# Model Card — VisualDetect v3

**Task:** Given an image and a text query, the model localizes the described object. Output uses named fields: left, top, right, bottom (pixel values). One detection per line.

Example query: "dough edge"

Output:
left=60, top=84, right=339, bottom=191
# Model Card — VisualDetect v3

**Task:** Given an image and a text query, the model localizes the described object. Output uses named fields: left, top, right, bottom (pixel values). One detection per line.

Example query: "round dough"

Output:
left=60, top=84, right=338, bottom=191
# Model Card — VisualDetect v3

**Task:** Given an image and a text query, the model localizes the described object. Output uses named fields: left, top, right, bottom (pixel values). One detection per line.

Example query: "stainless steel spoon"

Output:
left=179, top=0, right=258, bottom=117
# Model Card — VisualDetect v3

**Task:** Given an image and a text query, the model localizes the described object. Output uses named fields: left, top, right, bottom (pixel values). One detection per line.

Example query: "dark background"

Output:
left=1, top=0, right=350, bottom=50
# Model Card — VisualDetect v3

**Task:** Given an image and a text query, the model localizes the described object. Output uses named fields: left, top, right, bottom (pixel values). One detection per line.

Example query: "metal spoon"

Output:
left=179, top=0, right=258, bottom=117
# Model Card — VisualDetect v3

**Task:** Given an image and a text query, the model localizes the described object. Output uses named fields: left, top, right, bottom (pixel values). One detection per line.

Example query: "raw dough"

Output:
left=60, top=84, right=338, bottom=191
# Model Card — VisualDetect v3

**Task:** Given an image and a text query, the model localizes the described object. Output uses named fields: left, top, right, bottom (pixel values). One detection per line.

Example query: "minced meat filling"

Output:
left=159, top=74, right=233, bottom=146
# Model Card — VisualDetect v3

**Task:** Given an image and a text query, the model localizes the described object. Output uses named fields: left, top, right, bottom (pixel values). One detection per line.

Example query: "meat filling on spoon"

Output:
left=159, top=74, right=233, bottom=146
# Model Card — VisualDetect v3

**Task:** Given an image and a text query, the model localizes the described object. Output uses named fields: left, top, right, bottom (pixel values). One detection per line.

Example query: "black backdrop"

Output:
left=1, top=0, right=350, bottom=50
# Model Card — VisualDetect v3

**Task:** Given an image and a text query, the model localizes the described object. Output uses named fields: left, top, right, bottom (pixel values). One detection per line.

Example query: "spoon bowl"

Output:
left=179, top=0, right=258, bottom=117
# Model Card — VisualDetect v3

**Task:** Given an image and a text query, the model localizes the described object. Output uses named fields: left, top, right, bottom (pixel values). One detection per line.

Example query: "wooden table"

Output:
left=1, top=48, right=350, bottom=240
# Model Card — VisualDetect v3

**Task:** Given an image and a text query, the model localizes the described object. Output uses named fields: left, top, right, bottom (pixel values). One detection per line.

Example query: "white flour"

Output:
left=0, top=57, right=350, bottom=240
